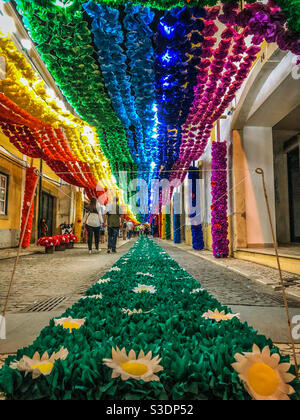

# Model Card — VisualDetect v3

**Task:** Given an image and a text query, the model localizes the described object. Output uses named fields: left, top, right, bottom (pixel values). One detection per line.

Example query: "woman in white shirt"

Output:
left=83, top=197, right=103, bottom=254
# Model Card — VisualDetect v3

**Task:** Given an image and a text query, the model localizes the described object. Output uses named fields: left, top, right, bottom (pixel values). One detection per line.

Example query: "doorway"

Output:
left=288, top=147, right=300, bottom=243
left=38, top=191, right=55, bottom=237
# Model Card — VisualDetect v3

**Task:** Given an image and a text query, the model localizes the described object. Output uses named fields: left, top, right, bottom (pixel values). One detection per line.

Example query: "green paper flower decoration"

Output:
left=0, top=237, right=299, bottom=400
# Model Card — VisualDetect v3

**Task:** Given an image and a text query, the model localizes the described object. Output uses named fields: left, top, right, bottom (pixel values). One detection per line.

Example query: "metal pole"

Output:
left=256, top=168, right=299, bottom=379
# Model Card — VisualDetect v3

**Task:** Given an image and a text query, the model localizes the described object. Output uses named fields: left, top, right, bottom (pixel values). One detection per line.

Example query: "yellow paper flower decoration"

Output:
left=10, top=347, right=68, bottom=379
left=202, top=309, right=240, bottom=322
left=54, top=317, right=85, bottom=332
left=0, top=32, right=117, bottom=189
left=103, top=347, right=163, bottom=382
left=132, top=284, right=157, bottom=294
left=232, top=344, right=296, bottom=400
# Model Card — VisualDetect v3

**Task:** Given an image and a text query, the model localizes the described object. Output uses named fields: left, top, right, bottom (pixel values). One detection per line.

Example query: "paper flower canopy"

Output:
left=103, top=347, right=163, bottom=382
left=132, top=284, right=157, bottom=294
left=10, top=347, right=68, bottom=379
left=202, top=309, right=240, bottom=322
left=54, top=317, right=85, bottom=332
left=232, top=345, right=296, bottom=401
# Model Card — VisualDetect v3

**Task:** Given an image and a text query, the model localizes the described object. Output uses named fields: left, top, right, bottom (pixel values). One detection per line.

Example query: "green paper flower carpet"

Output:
left=0, top=237, right=299, bottom=400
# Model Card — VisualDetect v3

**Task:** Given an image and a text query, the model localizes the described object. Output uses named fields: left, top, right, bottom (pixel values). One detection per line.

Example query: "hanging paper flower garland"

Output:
left=16, top=0, right=300, bottom=38
left=83, top=2, right=144, bottom=165
left=154, top=6, right=205, bottom=175
left=168, top=0, right=300, bottom=185
left=8, top=0, right=300, bottom=223
left=14, top=0, right=134, bottom=179
left=211, top=141, right=229, bottom=258
left=123, top=4, right=158, bottom=174
left=20, top=167, right=38, bottom=249
left=0, top=31, right=118, bottom=190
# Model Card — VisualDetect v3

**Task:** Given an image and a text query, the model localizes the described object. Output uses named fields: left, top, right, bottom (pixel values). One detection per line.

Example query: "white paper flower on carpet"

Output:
left=137, top=272, right=154, bottom=278
left=10, top=347, right=68, bottom=379
left=202, top=309, right=240, bottom=322
left=98, top=278, right=111, bottom=284
left=122, top=308, right=153, bottom=316
left=81, top=294, right=103, bottom=300
left=190, top=288, right=205, bottom=294
left=103, top=347, right=163, bottom=382
left=54, top=317, right=85, bottom=332
left=132, top=284, right=157, bottom=294
left=232, top=344, right=295, bottom=400
left=110, top=267, right=121, bottom=272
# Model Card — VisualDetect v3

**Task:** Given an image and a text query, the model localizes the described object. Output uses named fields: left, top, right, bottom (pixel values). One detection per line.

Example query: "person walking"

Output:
left=127, top=220, right=134, bottom=239
left=122, top=221, right=127, bottom=241
left=104, top=196, right=123, bottom=253
left=83, top=197, right=103, bottom=255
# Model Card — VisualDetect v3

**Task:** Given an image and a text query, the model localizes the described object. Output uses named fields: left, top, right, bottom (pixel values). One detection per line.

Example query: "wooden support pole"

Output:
left=256, top=168, right=299, bottom=379
left=1, top=169, right=40, bottom=322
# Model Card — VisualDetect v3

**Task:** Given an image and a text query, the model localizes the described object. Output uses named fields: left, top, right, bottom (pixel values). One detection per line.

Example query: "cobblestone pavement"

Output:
left=161, top=241, right=300, bottom=299
left=156, top=240, right=300, bottom=308
left=0, top=241, right=134, bottom=314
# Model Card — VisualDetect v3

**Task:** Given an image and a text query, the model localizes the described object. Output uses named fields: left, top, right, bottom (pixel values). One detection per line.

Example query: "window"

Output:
left=0, top=173, right=8, bottom=216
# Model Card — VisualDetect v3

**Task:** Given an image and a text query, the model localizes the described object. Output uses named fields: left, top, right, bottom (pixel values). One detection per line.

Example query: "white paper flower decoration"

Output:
left=202, top=309, right=240, bottom=322
left=190, top=288, right=205, bottom=294
left=137, top=272, right=154, bottom=278
left=110, top=267, right=121, bottom=272
left=232, top=344, right=295, bottom=400
left=121, top=308, right=153, bottom=316
left=81, top=294, right=103, bottom=300
left=98, top=278, right=111, bottom=285
left=132, top=284, right=157, bottom=294
left=103, top=347, right=163, bottom=382
left=10, top=347, right=68, bottom=379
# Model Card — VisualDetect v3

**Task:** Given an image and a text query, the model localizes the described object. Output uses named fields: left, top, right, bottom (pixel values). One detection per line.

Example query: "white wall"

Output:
left=243, top=126, right=276, bottom=246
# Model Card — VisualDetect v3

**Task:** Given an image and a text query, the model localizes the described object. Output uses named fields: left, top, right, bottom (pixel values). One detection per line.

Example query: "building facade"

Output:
left=166, top=42, right=300, bottom=275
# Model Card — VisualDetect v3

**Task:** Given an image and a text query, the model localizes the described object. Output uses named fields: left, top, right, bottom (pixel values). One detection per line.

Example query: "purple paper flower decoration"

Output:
left=211, top=142, right=229, bottom=259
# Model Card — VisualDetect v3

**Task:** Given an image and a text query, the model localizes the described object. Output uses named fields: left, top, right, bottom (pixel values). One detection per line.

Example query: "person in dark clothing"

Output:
left=104, top=197, right=123, bottom=253
left=40, top=218, right=48, bottom=237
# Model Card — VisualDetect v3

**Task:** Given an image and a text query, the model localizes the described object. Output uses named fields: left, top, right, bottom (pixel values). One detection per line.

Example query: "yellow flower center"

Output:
left=139, top=288, right=150, bottom=293
left=248, top=362, right=279, bottom=396
left=211, top=315, right=229, bottom=320
left=120, top=361, right=149, bottom=376
left=62, top=321, right=81, bottom=331
left=31, top=362, right=54, bottom=375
